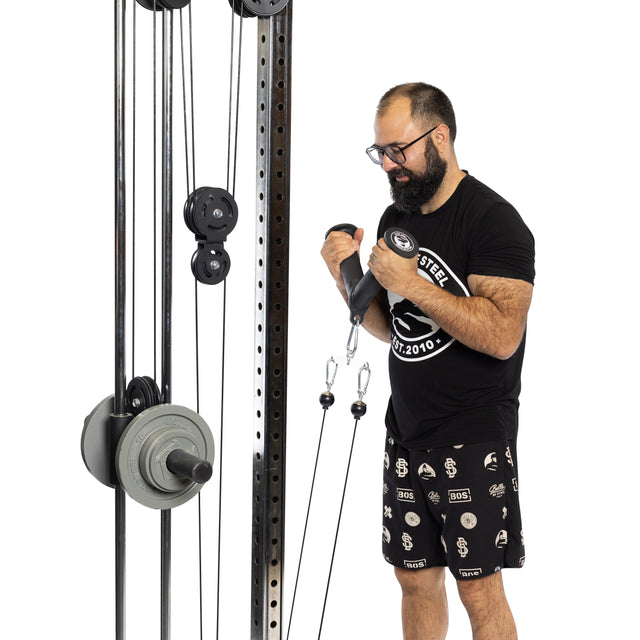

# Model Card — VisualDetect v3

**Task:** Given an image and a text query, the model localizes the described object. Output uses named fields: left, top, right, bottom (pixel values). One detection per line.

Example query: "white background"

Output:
left=2, top=1, right=639, bottom=638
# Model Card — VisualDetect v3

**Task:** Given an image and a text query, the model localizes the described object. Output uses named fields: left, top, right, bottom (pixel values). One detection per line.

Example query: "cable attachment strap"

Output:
left=184, top=186, right=238, bottom=285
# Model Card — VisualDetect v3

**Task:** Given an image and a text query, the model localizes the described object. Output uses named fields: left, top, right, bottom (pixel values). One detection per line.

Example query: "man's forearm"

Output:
left=334, top=281, right=391, bottom=344
left=361, top=291, right=391, bottom=343
left=402, top=274, right=532, bottom=360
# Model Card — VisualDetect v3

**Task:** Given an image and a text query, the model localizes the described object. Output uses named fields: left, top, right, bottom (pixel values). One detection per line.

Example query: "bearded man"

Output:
left=321, top=83, right=535, bottom=640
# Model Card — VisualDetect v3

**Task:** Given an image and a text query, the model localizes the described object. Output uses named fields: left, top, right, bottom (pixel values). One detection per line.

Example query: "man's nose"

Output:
left=382, top=153, right=402, bottom=172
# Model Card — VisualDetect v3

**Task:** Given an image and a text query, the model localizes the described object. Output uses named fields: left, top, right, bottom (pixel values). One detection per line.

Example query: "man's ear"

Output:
left=433, top=123, right=450, bottom=150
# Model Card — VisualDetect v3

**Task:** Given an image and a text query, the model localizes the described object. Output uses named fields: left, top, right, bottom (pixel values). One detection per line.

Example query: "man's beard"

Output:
left=388, top=140, right=447, bottom=213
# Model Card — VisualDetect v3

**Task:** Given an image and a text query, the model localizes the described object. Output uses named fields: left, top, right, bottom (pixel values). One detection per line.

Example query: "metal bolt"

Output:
left=213, top=208, right=224, bottom=219
left=210, top=260, right=221, bottom=271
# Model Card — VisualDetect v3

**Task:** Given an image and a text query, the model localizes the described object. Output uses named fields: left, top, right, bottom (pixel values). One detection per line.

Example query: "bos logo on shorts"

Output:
left=397, top=488, right=415, bottom=503
left=448, top=488, right=472, bottom=503
left=404, top=558, right=427, bottom=569
left=388, top=248, right=469, bottom=362
left=459, top=568, right=483, bottom=578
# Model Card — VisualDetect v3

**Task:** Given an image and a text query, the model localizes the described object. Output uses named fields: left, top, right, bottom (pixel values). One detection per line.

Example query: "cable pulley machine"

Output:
left=81, top=0, right=291, bottom=639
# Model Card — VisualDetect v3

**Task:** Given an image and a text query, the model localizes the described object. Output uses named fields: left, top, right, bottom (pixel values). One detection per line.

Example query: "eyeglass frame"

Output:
left=366, top=125, right=438, bottom=166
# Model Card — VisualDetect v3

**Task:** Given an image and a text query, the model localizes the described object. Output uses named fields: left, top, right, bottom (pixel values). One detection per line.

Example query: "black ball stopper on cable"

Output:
left=350, top=400, right=367, bottom=418
left=319, top=391, right=335, bottom=409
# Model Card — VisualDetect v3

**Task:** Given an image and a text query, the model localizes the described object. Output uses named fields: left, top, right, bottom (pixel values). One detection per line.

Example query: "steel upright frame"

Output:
left=251, top=4, right=293, bottom=639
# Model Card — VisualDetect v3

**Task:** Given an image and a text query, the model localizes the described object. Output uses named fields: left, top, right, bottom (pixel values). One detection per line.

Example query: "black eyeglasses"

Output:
left=366, top=126, right=437, bottom=165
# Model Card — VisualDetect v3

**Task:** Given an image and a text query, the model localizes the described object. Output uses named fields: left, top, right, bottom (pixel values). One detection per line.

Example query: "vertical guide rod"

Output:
left=160, top=8, right=173, bottom=640
left=161, top=9, right=173, bottom=407
left=113, top=1, right=127, bottom=639
left=252, top=3, right=293, bottom=639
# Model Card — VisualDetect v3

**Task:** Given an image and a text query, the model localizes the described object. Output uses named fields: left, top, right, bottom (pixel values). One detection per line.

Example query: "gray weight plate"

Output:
left=116, top=404, right=214, bottom=509
left=81, top=395, right=116, bottom=488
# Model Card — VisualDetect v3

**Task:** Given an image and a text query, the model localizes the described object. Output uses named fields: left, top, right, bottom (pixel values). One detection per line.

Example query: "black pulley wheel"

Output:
left=184, top=187, right=238, bottom=241
left=229, top=0, right=289, bottom=17
left=126, top=376, right=161, bottom=416
left=229, top=0, right=254, bottom=16
left=136, top=0, right=191, bottom=10
left=191, top=246, right=231, bottom=285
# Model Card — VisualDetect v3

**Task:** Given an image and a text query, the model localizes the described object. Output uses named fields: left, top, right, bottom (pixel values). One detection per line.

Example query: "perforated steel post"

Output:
left=252, top=3, right=292, bottom=639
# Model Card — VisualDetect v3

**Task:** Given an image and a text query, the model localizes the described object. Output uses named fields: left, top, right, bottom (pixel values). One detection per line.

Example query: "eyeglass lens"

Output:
left=367, top=145, right=405, bottom=165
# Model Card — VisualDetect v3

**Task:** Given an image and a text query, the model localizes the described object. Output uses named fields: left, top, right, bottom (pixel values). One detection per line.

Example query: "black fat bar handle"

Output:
left=325, top=223, right=419, bottom=325
left=325, top=223, right=363, bottom=303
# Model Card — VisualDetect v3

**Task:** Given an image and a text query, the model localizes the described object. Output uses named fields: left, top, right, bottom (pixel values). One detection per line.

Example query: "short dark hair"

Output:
left=377, top=82, right=457, bottom=142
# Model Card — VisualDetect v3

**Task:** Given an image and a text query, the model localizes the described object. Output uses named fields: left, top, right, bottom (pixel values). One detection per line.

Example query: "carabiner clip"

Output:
left=325, top=356, right=338, bottom=392
left=346, top=321, right=360, bottom=365
left=357, top=362, right=371, bottom=401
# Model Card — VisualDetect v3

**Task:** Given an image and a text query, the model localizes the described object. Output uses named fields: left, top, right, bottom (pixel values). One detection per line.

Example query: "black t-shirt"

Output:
left=376, top=174, right=535, bottom=449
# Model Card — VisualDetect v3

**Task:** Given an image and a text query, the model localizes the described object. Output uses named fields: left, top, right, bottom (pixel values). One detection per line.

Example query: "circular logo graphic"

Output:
left=389, top=230, right=416, bottom=255
left=389, top=248, right=469, bottom=362
left=405, top=512, right=421, bottom=527
left=460, top=512, right=478, bottom=530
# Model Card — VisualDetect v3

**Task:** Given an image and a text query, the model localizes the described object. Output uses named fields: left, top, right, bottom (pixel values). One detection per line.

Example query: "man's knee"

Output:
left=395, top=566, right=446, bottom=598
left=456, top=571, right=506, bottom=611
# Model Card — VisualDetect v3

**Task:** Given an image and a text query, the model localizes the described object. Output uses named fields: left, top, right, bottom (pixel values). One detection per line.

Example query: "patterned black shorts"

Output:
left=382, top=435, right=525, bottom=580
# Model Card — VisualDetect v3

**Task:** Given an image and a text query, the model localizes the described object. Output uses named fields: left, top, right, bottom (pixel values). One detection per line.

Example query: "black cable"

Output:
left=286, top=407, right=330, bottom=640
left=188, top=4, right=196, bottom=189
left=132, top=0, right=137, bottom=378
left=179, top=8, right=192, bottom=194
left=317, top=416, right=361, bottom=640
left=152, top=1, right=159, bottom=383
left=215, top=7, right=244, bottom=638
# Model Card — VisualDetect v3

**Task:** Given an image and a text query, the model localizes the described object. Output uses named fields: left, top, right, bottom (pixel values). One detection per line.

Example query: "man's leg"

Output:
left=456, top=572, right=516, bottom=640
left=395, top=566, right=449, bottom=640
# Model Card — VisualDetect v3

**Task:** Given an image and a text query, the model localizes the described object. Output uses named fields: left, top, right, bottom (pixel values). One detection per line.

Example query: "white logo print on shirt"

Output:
left=388, top=248, right=469, bottom=362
